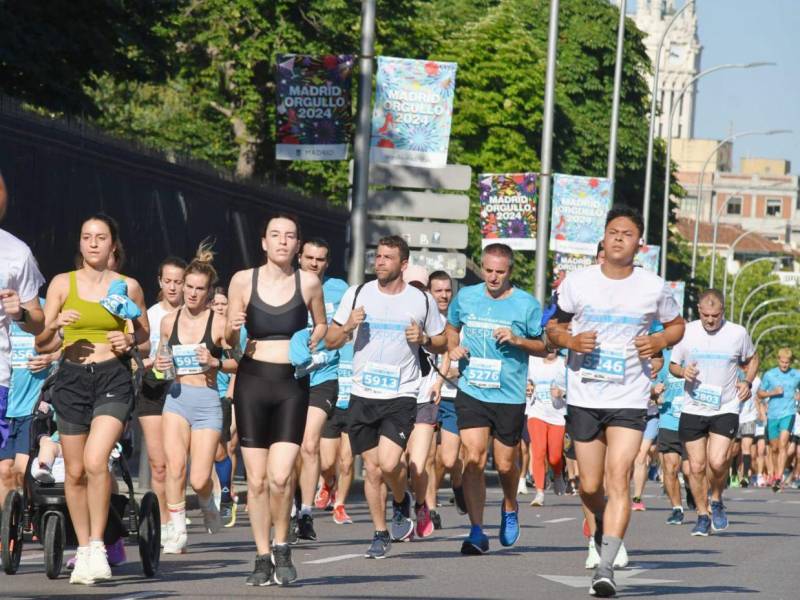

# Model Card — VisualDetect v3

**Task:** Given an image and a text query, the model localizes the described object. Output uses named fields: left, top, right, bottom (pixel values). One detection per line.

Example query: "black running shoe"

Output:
left=245, top=554, right=273, bottom=586
left=288, top=515, right=299, bottom=545
left=272, top=544, right=297, bottom=586
left=453, top=485, right=468, bottom=515
left=430, top=510, right=442, bottom=530
left=297, top=514, right=317, bottom=541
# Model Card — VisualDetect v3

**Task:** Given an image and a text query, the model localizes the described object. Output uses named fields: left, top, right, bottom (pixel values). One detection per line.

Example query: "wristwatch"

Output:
left=13, top=307, right=29, bottom=323
left=743, top=380, right=753, bottom=388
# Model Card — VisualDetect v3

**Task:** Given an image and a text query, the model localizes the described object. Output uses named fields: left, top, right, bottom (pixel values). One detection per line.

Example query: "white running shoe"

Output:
left=614, top=541, right=629, bottom=568
left=87, top=543, right=112, bottom=581
left=530, top=491, right=545, bottom=506
left=585, top=538, right=600, bottom=569
left=162, top=528, right=188, bottom=554
left=553, top=474, right=567, bottom=496
left=69, top=547, right=94, bottom=585
left=31, top=462, right=55, bottom=484
left=161, top=521, right=173, bottom=547
left=517, top=478, right=529, bottom=495
left=202, top=497, right=223, bottom=534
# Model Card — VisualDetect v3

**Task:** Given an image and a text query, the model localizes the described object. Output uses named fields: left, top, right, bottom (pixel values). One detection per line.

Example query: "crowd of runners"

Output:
left=2, top=170, right=800, bottom=596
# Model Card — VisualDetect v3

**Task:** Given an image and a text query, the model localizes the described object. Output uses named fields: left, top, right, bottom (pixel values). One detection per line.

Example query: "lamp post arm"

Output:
left=745, top=296, right=794, bottom=332
left=739, top=278, right=781, bottom=325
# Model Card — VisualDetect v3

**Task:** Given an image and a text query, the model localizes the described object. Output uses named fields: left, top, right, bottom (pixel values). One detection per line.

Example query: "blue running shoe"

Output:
left=710, top=500, right=728, bottom=531
left=499, top=502, right=520, bottom=547
left=390, top=491, right=414, bottom=542
left=461, top=526, right=489, bottom=555
left=691, top=514, right=711, bottom=536
left=666, top=508, right=685, bottom=525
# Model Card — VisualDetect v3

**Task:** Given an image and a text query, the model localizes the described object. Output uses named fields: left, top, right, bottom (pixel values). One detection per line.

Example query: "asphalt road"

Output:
left=3, top=479, right=798, bottom=599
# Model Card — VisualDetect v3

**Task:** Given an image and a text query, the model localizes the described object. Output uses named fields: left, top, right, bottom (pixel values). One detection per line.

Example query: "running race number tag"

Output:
left=362, top=362, right=401, bottom=393
left=10, top=335, right=35, bottom=369
left=467, top=357, right=502, bottom=389
left=172, top=344, right=207, bottom=376
left=580, top=343, right=625, bottom=383
left=534, top=385, right=553, bottom=404
left=693, top=384, right=722, bottom=410
left=337, top=362, right=353, bottom=407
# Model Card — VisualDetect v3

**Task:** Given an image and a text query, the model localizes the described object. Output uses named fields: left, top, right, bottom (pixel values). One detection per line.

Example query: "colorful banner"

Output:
left=552, top=252, right=595, bottom=288
left=634, top=244, right=661, bottom=273
left=549, top=175, right=612, bottom=255
left=667, top=281, right=686, bottom=314
left=370, top=57, right=457, bottom=168
left=276, top=54, right=354, bottom=161
left=479, top=173, right=537, bottom=250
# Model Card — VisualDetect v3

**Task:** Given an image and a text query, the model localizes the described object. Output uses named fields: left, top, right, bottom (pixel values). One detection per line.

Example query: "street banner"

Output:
left=634, top=244, right=661, bottom=273
left=370, top=57, right=457, bottom=168
left=276, top=54, right=354, bottom=161
left=549, top=174, right=612, bottom=254
left=667, top=281, right=686, bottom=314
left=479, top=173, right=537, bottom=250
left=552, top=252, right=595, bottom=288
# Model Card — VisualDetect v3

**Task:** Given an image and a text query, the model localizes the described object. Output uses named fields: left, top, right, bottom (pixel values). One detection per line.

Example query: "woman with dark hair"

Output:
left=36, top=214, right=149, bottom=585
left=226, top=214, right=326, bottom=586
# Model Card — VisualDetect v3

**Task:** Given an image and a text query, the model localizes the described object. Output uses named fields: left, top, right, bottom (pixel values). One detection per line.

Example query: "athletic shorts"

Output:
left=767, top=415, right=795, bottom=441
left=792, top=435, right=800, bottom=445
left=563, top=432, right=576, bottom=460
left=565, top=405, right=647, bottom=443
left=454, top=390, right=525, bottom=448
left=643, top=415, right=659, bottom=441
left=135, top=370, right=172, bottom=418
left=737, top=420, right=757, bottom=439
left=657, top=427, right=687, bottom=460
left=321, top=407, right=350, bottom=439
left=220, top=397, right=232, bottom=443
left=309, top=379, right=338, bottom=417
left=233, top=357, right=309, bottom=448
left=164, top=383, right=223, bottom=432
left=347, top=395, right=416, bottom=455
left=415, top=402, right=439, bottom=426
left=0, top=415, right=34, bottom=461
left=679, top=412, right=739, bottom=442
left=438, top=398, right=458, bottom=435
left=52, top=358, right=134, bottom=435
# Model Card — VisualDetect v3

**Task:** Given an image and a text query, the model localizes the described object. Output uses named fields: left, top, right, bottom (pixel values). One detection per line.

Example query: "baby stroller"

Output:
left=1, top=353, right=160, bottom=579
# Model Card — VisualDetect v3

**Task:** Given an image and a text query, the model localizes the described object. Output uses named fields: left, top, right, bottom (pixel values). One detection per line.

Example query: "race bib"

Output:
left=693, top=384, right=722, bottom=410
left=580, top=343, right=625, bottom=383
left=534, top=385, right=553, bottom=404
left=172, top=344, right=208, bottom=376
left=337, top=362, right=353, bottom=407
left=467, top=357, right=502, bottom=389
left=10, top=335, right=35, bottom=369
left=362, top=362, right=401, bottom=393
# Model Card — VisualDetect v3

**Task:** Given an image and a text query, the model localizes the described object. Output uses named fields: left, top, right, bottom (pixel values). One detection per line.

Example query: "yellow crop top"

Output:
left=61, top=271, right=126, bottom=346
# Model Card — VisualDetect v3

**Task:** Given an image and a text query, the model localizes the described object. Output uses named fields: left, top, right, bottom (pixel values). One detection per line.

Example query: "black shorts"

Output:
left=52, top=357, right=134, bottom=435
left=135, top=370, right=172, bottom=418
left=565, top=405, right=647, bottom=443
left=322, top=407, right=349, bottom=439
left=309, top=379, right=338, bottom=417
left=454, top=390, right=525, bottom=448
left=221, top=396, right=232, bottom=443
left=679, top=412, right=739, bottom=442
left=233, top=357, right=309, bottom=448
left=657, top=428, right=687, bottom=460
left=347, top=395, right=416, bottom=455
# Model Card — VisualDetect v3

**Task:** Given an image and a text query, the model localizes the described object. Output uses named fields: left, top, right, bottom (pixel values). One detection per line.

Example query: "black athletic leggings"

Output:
left=233, top=357, right=309, bottom=448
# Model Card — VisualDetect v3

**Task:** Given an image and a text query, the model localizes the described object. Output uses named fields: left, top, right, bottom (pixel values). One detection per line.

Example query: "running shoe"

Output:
left=565, top=479, right=575, bottom=496
left=390, top=491, right=414, bottom=542
left=163, top=528, right=188, bottom=554
left=794, top=478, right=800, bottom=490
left=772, top=477, right=783, bottom=493
left=530, top=491, right=545, bottom=506
left=314, top=482, right=333, bottom=510
left=415, top=502, right=434, bottom=539
left=499, top=501, right=520, bottom=547
left=288, top=515, right=299, bottom=545
left=631, top=497, right=646, bottom=511
left=553, top=473, right=567, bottom=496
left=691, top=514, right=711, bottom=537
left=66, top=555, right=77, bottom=571
left=666, top=507, right=685, bottom=525
left=740, top=476, right=749, bottom=488
left=589, top=567, right=617, bottom=597
left=453, top=485, right=468, bottom=515
left=710, top=501, right=728, bottom=531
left=430, top=510, right=442, bottom=530
left=750, top=474, right=759, bottom=487
left=246, top=553, right=273, bottom=586
left=161, top=521, right=173, bottom=547
left=106, top=537, right=126, bottom=566
left=221, top=501, right=237, bottom=528
left=202, top=497, right=223, bottom=534
left=584, top=539, right=600, bottom=569
left=271, top=544, right=297, bottom=586
left=332, top=505, right=352, bottom=525
left=613, top=542, right=628, bottom=568
left=461, top=527, right=490, bottom=555
left=365, top=530, right=391, bottom=559
left=729, top=475, right=740, bottom=488
left=87, top=543, right=112, bottom=581
left=517, top=477, right=529, bottom=495
left=31, top=462, right=55, bottom=484
left=297, top=514, right=317, bottom=541
left=69, top=547, right=93, bottom=585
left=525, top=473, right=534, bottom=488
left=757, top=474, right=767, bottom=487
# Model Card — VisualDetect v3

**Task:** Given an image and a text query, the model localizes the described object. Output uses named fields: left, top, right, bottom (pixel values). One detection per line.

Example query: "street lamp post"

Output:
left=738, top=279, right=782, bottom=325
left=745, top=296, right=794, bottom=332
left=722, top=230, right=756, bottom=300
left=755, top=324, right=800, bottom=349
left=749, top=311, right=794, bottom=339
left=606, top=0, right=626, bottom=196
left=728, top=257, right=778, bottom=321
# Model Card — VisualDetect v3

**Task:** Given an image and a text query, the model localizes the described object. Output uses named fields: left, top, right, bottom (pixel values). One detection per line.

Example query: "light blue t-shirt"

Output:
left=760, top=367, right=800, bottom=420
left=448, top=284, right=542, bottom=405
left=309, top=277, right=348, bottom=386
left=8, top=320, right=52, bottom=418
left=336, top=343, right=354, bottom=409
left=216, top=326, right=248, bottom=398
left=657, top=349, right=683, bottom=431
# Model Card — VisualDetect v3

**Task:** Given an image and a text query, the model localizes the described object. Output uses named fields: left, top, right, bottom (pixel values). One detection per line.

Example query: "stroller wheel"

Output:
left=138, top=491, right=161, bottom=577
left=44, top=513, right=65, bottom=579
left=1, top=490, right=24, bottom=574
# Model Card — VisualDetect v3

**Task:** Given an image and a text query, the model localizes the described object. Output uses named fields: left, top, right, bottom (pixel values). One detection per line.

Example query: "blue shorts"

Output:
left=644, top=415, right=659, bottom=441
left=767, top=415, right=795, bottom=442
left=0, top=415, right=33, bottom=460
left=438, top=398, right=458, bottom=435
left=164, top=383, right=223, bottom=432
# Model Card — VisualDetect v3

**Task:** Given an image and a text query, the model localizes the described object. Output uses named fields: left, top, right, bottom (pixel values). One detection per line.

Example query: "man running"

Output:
left=446, top=243, right=545, bottom=555
left=548, top=206, right=685, bottom=597
left=757, top=348, right=800, bottom=492
left=326, top=236, right=447, bottom=559
left=670, top=289, right=758, bottom=536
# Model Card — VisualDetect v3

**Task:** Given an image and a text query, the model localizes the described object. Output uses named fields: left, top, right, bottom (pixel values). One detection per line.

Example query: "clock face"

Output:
left=668, top=43, right=687, bottom=65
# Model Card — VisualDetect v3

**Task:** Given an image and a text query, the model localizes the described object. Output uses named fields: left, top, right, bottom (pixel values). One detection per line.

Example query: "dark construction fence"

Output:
left=0, top=96, right=350, bottom=303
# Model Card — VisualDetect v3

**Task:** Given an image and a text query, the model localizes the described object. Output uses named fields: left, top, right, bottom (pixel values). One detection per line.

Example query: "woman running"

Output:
left=156, top=243, right=229, bottom=554
left=226, top=214, right=325, bottom=587
left=36, top=214, right=149, bottom=585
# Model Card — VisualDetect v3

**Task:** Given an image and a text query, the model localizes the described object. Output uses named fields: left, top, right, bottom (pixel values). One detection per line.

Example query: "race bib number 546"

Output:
left=580, top=343, right=625, bottom=383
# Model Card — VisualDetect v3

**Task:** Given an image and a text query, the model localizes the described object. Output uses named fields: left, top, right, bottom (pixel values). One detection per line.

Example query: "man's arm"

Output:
left=741, top=353, right=759, bottom=386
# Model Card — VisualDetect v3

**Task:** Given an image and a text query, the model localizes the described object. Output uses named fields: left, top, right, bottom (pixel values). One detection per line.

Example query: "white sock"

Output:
left=168, top=502, right=187, bottom=534
left=300, top=504, right=312, bottom=517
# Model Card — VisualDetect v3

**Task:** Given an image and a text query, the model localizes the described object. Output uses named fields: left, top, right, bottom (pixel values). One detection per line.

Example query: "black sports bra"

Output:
left=168, top=309, right=224, bottom=360
left=245, top=268, right=309, bottom=341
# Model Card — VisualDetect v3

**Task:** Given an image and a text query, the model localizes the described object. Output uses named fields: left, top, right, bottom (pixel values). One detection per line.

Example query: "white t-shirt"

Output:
left=333, top=280, right=445, bottom=400
left=146, top=302, right=174, bottom=359
left=557, top=265, right=681, bottom=410
left=0, top=229, right=45, bottom=388
left=671, top=320, right=756, bottom=417
left=526, top=356, right=567, bottom=425
left=739, top=375, right=761, bottom=424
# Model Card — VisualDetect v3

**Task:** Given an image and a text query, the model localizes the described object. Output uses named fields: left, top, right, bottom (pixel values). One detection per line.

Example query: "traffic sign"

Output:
left=349, top=161, right=471, bottom=190
left=366, top=249, right=467, bottom=279
left=367, top=190, right=470, bottom=220
left=366, top=219, right=468, bottom=250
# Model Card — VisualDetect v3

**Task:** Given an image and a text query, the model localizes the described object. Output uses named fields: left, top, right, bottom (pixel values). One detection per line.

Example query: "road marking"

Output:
left=303, top=553, right=362, bottom=564
left=115, top=593, right=166, bottom=600
left=543, top=517, right=575, bottom=524
left=540, top=568, right=680, bottom=589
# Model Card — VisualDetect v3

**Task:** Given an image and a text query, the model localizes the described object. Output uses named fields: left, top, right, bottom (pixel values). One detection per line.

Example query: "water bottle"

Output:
left=157, top=344, right=176, bottom=380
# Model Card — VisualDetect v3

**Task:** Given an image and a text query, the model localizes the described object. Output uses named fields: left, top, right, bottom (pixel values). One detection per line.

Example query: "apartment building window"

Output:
left=726, top=196, right=742, bottom=215
left=766, top=198, right=782, bottom=217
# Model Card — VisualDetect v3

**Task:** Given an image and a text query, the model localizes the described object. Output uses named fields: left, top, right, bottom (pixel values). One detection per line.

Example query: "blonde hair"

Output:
left=185, top=238, right=218, bottom=287
left=778, top=347, right=792, bottom=360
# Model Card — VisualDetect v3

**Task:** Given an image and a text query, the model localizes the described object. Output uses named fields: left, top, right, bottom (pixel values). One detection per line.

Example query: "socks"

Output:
left=89, top=538, right=105, bottom=550
left=598, top=535, right=622, bottom=572
left=214, top=457, right=233, bottom=503
left=743, top=455, right=752, bottom=478
left=673, top=505, right=684, bottom=511
left=469, top=524, right=483, bottom=538
left=168, top=501, right=187, bottom=534
left=300, top=504, right=312, bottom=518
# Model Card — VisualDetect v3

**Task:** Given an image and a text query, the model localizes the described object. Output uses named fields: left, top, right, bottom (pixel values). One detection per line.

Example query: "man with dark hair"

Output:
left=377, top=235, right=410, bottom=262
left=447, top=243, right=545, bottom=555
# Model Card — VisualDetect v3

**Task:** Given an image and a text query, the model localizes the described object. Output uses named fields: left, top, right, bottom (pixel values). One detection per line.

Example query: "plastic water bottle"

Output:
left=157, top=344, right=176, bottom=380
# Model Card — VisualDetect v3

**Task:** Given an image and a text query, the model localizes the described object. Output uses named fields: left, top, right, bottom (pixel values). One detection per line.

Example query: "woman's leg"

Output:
left=189, top=428, right=223, bottom=503
left=241, top=447, right=271, bottom=555
left=529, top=418, right=548, bottom=493
left=83, top=416, right=124, bottom=540
left=60, top=433, right=90, bottom=546
left=547, top=423, right=566, bottom=476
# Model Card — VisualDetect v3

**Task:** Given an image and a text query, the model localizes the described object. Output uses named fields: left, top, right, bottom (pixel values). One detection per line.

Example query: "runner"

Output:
left=756, top=348, right=800, bottom=492
left=670, top=288, right=758, bottom=536
left=732, top=371, right=761, bottom=487
left=631, top=343, right=662, bottom=511
left=446, top=243, right=545, bottom=556
left=326, top=235, right=447, bottom=559
left=548, top=206, right=684, bottom=596
left=227, top=214, right=326, bottom=585
left=296, top=238, right=348, bottom=541
left=36, top=214, right=149, bottom=584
